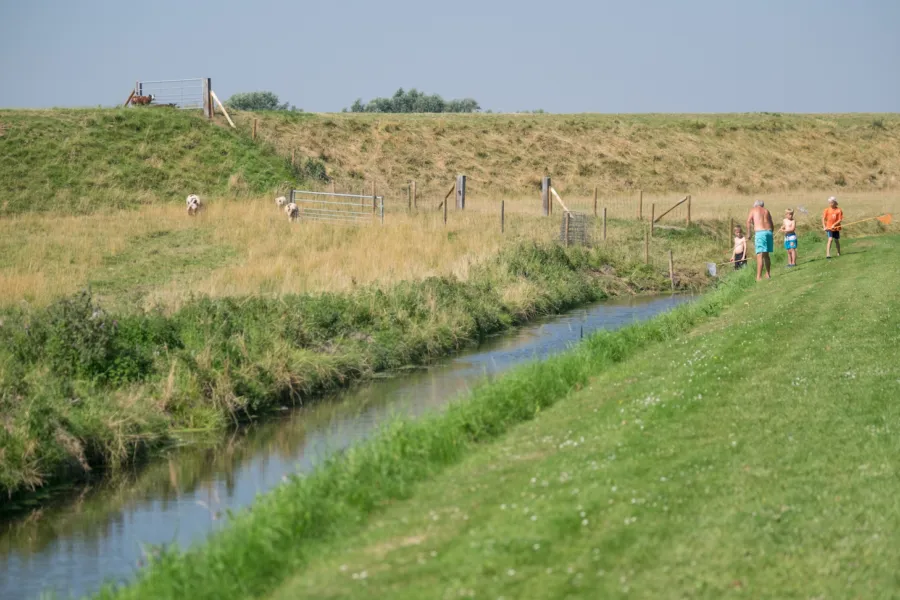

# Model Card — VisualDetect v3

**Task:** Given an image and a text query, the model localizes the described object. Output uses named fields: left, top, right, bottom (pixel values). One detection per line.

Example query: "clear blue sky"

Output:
left=1, top=0, right=897, bottom=113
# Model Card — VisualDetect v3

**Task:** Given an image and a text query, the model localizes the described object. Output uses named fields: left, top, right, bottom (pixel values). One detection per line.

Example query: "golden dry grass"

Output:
left=2, top=189, right=896, bottom=310
left=241, top=112, right=900, bottom=201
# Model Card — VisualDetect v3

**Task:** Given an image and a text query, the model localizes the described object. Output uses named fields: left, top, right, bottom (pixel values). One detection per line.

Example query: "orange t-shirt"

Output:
left=824, top=207, right=843, bottom=231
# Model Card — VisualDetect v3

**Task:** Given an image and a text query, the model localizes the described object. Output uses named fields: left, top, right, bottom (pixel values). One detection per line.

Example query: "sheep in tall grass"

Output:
left=284, top=202, right=299, bottom=221
left=186, top=194, right=202, bottom=216
left=275, top=196, right=287, bottom=207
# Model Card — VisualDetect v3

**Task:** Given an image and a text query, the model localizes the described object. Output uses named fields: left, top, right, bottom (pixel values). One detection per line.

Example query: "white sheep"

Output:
left=284, top=202, right=299, bottom=221
left=275, top=196, right=287, bottom=207
left=186, top=194, right=202, bottom=216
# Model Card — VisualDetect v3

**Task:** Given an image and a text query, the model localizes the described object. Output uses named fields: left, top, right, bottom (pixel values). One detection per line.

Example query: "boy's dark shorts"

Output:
left=827, top=230, right=841, bottom=239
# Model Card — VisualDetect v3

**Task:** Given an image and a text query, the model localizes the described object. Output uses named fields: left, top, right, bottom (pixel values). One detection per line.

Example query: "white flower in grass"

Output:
left=582, top=519, right=589, bottom=526
left=507, top=569, right=516, bottom=576
left=533, top=543, right=541, bottom=551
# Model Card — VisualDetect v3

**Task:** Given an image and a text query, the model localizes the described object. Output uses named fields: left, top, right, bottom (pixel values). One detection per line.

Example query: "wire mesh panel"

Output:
left=559, top=211, right=592, bottom=246
left=135, top=78, right=205, bottom=109
left=291, top=190, right=384, bottom=224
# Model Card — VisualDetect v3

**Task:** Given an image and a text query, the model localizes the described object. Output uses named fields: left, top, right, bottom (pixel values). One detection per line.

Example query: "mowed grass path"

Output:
left=273, top=235, right=900, bottom=599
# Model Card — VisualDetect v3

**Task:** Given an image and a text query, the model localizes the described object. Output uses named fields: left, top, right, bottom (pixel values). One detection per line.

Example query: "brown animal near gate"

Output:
left=131, top=94, right=154, bottom=106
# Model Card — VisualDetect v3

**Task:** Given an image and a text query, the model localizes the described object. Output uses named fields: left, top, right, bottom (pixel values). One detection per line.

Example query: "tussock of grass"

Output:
left=92, top=243, right=758, bottom=600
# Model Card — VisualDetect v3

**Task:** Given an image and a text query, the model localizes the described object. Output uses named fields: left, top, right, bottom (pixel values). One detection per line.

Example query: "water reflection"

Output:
left=0, top=294, right=691, bottom=600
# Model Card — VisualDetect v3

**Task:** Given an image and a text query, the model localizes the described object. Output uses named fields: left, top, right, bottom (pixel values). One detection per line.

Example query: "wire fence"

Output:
left=135, top=78, right=205, bottom=110
left=290, top=190, right=384, bottom=224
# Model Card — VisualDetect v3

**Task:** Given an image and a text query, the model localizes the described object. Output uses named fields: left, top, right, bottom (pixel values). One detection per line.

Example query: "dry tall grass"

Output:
left=241, top=112, right=900, bottom=201
left=2, top=190, right=896, bottom=310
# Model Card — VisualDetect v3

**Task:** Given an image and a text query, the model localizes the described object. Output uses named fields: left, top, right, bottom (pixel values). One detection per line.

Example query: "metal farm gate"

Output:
left=560, top=211, right=592, bottom=247
left=290, top=190, right=385, bottom=224
left=133, top=78, right=210, bottom=111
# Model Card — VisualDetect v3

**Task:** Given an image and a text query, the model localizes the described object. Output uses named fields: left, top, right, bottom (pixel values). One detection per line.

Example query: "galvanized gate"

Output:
left=134, top=78, right=208, bottom=110
left=290, top=190, right=384, bottom=224
left=560, top=211, right=592, bottom=246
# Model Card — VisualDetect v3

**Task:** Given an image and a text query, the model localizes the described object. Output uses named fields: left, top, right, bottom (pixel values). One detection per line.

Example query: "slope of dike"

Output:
left=243, top=112, right=900, bottom=196
left=0, top=108, right=297, bottom=215
left=2, top=110, right=898, bottom=216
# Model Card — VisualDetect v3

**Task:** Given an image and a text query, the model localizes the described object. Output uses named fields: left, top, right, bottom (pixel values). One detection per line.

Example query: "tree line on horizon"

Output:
left=224, top=89, right=548, bottom=114
left=345, top=88, right=480, bottom=113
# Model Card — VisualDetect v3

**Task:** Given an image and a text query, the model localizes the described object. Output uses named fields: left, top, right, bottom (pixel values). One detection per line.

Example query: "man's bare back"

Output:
left=748, top=206, right=774, bottom=232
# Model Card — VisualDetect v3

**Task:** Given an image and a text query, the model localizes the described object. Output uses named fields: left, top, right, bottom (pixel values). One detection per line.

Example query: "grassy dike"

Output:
left=91, top=234, right=767, bottom=599
left=264, top=234, right=900, bottom=599
left=0, top=240, right=695, bottom=506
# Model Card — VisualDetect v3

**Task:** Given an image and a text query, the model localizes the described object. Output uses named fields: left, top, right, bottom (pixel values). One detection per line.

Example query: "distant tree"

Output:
left=226, top=91, right=296, bottom=111
left=347, top=88, right=480, bottom=113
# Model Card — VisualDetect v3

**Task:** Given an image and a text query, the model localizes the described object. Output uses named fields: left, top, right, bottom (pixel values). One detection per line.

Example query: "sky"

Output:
left=1, top=0, right=898, bottom=113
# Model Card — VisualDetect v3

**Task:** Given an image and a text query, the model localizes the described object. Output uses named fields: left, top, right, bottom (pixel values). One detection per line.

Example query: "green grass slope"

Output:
left=0, top=108, right=297, bottom=215
left=93, top=233, right=900, bottom=600
left=273, top=234, right=900, bottom=599
left=244, top=112, right=900, bottom=196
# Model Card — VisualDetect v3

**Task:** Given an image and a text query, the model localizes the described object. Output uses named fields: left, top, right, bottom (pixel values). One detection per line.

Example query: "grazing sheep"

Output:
left=186, top=194, right=202, bottom=216
left=284, top=202, right=299, bottom=221
left=275, top=196, right=287, bottom=207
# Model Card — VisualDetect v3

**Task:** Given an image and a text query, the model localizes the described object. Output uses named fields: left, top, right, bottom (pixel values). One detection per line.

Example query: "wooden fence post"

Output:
left=407, top=181, right=412, bottom=211
left=593, top=186, right=598, bottom=217
left=729, top=217, right=734, bottom=245
left=501, top=200, right=505, bottom=233
left=564, top=211, right=570, bottom=248
left=412, top=180, right=417, bottom=209
left=668, top=250, right=675, bottom=290
left=443, top=193, right=448, bottom=225
left=372, top=181, right=377, bottom=214
left=639, top=189, right=643, bottom=221
left=252, top=118, right=258, bottom=140
left=203, top=78, right=213, bottom=119
left=650, top=203, right=656, bottom=237
left=602, top=207, right=607, bottom=241
left=687, top=195, right=692, bottom=226
left=542, top=176, right=551, bottom=216
left=456, top=174, right=466, bottom=209
left=644, top=230, right=650, bottom=264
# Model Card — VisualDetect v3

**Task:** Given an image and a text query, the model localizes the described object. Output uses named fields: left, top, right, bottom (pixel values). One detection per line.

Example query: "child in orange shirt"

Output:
left=822, top=197, right=843, bottom=259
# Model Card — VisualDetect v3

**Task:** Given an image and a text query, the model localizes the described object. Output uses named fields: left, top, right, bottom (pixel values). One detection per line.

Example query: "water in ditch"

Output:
left=0, top=294, right=692, bottom=600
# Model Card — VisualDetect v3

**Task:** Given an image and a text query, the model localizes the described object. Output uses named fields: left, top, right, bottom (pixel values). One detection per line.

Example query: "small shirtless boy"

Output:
left=746, top=200, right=774, bottom=281
left=731, top=225, right=747, bottom=270
left=780, top=208, right=798, bottom=267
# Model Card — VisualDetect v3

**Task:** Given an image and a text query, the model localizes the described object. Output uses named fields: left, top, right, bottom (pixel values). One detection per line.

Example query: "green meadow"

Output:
left=95, top=233, right=900, bottom=599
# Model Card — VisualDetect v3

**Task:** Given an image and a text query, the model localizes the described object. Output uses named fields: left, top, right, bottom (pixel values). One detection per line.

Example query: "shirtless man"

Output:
left=746, top=199, right=774, bottom=281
